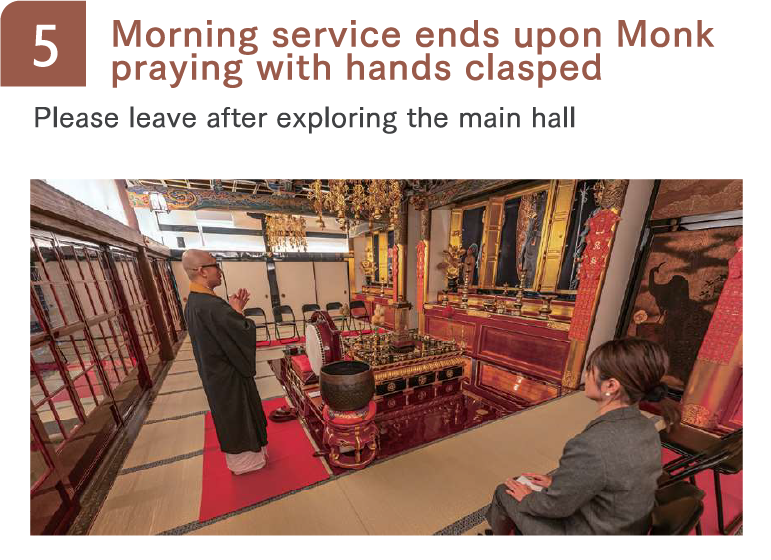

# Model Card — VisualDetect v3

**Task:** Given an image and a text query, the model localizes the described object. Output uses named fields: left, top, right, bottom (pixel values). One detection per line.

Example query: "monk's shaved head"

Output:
left=182, top=249, right=216, bottom=281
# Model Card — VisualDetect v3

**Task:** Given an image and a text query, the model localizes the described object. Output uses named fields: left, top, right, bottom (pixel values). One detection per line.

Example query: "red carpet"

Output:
left=198, top=397, right=330, bottom=522
left=662, top=448, right=742, bottom=535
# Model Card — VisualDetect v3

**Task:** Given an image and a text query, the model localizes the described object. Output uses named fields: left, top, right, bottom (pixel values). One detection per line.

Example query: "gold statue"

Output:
left=360, top=246, right=376, bottom=279
left=436, top=245, right=466, bottom=290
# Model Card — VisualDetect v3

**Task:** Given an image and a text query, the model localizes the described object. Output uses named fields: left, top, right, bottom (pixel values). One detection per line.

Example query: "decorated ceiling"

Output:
left=125, top=179, right=530, bottom=214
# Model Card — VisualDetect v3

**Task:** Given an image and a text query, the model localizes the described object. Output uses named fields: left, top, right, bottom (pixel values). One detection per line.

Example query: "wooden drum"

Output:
left=305, top=310, right=343, bottom=376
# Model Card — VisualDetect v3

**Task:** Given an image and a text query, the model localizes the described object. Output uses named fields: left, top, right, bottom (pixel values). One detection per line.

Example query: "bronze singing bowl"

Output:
left=320, top=360, right=375, bottom=412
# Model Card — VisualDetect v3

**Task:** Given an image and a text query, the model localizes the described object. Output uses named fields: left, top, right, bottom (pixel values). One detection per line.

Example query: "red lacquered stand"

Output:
left=322, top=402, right=379, bottom=470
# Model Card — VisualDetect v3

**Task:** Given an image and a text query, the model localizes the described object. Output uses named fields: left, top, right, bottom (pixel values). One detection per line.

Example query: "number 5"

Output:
left=34, top=25, right=58, bottom=68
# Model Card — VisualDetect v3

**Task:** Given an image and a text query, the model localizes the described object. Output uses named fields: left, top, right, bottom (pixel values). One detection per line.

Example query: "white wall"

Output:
left=134, top=207, right=164, bottom=244
left=587, top=180, right=656, bottom=358
left=46, top=179, right=129, bottom=225
left=135, top=208, right=346, bottom=253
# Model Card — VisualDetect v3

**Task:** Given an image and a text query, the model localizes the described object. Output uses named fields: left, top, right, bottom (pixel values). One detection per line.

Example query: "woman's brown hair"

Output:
left=586, top=337, right=681, bottom=431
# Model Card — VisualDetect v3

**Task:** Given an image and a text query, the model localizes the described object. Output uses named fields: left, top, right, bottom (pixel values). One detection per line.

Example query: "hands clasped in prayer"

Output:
left=228, top=288, right=251, bottom=315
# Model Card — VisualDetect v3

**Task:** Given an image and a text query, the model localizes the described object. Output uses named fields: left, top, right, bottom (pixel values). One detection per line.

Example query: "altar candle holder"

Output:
left=511, top=284, right=524, bottom=316
left=494, top=295, right=507, bottom=315
left=502, top=283, right=511, bottom=297
left=460, top=278, right=470, bottom=309
left=538, top=294, right=557, bottom=319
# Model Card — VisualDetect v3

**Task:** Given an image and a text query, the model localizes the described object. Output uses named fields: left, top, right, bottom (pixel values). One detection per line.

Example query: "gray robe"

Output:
left=184, top=290, right=268, bottom=454
left=487, top=406, right=661, bottom=535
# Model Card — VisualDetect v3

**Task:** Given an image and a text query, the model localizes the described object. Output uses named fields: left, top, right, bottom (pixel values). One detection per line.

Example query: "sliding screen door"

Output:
left=171, top=261, right=191, bottom=304
left=274, top=261, right=317, bottom=320
left=313, top=262, right=350, bottom=309
left=220, top=261, right=271, bottom=313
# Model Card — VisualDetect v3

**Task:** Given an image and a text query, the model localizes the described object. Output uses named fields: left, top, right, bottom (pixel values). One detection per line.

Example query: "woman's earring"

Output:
left=604, top=392, right=611, bottom=397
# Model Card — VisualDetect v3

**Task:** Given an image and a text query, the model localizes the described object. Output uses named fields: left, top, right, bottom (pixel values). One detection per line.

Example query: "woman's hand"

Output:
left=504, top=478, right=533, bottom=502
left=522, top=472, right=552, bottom=488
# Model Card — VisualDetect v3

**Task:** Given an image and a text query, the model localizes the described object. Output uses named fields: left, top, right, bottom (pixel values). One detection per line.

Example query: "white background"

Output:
left=2, top=0, right=768, bottom=554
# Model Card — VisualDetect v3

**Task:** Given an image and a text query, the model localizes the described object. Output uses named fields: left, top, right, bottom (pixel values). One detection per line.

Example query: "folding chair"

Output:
left=659, top=427, right=743, bottom=535
left=325, top=302, right=348, bottom=332
left=649, top=494, right=705, bottom=535
left=244, top=307, right=270, bottom=344
left=349, top=300, right=370, bottom=332
left=272, top=305, right=299, bottom=342
left=301, top=303, right=321, bottom=334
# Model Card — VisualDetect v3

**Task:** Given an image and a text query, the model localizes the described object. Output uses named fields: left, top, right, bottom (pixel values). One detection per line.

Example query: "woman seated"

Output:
left=486, top=338, right=680, bottom=535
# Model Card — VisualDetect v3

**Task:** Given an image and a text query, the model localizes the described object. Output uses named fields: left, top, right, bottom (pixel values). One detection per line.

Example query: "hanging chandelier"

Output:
left=308, top=179, right=403, bottom=232
left=265, top=214, right=308, bottom=252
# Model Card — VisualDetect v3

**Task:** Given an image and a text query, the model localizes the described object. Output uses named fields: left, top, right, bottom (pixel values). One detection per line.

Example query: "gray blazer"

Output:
left=507, top=406, right=662, bottom=535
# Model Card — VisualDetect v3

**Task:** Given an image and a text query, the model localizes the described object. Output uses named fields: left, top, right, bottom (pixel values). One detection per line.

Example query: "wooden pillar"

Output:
left=346, top=238, right=356, bottom=304
left=395, top=205, right=408, bottom=301
left=137, top=248, right=175, bottom=361
left=115, top=179, right=140, bottom=231
left=413, top=195, right=431, bottom=333
left=562, top=181, right=629, bottom=389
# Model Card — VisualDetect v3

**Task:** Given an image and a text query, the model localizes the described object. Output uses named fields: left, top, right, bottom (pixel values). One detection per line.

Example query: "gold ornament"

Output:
left=265, top=214, right=308, bottom=252
left=326, top=179, right=349, bottom=230
left=308, top=180, right=326, bottom=229
left=306, top=179, right=405, bottom=232
left=436, top=245, right=466, bottom=281
left=388, top=179, right=403, bottom=228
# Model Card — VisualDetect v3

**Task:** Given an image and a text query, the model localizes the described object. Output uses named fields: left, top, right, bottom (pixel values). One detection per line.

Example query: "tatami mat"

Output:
left=91, top=363, right=603, bottom=535
left=168, top=360, right=198, bottom=374
left=145, top=387, right=210, bottom=422
left=255, top=375, right=286, bottom=400
left=255, top=361, right=276, bottom=377
left=160, top=371, right=202, bottom=393
left=189, top=480, right=368, bottom=535
left=255, top=348, right=286, bottom=361
left=122, top=414, right=205, bottom=470
left=330, top=393, right=595, bottom=535
left=90, top=455, right=203, bottom=535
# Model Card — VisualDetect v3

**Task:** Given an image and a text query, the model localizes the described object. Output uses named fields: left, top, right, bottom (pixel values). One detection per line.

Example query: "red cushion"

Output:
left=323, top=401, right=377, bottom=426
left=291, top=354, right=312, bottom=373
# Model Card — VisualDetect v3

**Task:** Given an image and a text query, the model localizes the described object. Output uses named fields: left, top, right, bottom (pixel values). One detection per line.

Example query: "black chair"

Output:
left=349, top=300, right=370, bottom=331
left=649, top=496, right=705, bottom=535
left=655, top=480, right=705, bottom=507
left=272, top=305, right=299, bottom=342
left=648, top=481, right=706, bottom=535
left=325, top=302, right=348, bottom=332
left=244, top=307, right=270, bottom=344
left=301, top=303, right=321, bottom=334
left=659, top=427, right=743, bottom=535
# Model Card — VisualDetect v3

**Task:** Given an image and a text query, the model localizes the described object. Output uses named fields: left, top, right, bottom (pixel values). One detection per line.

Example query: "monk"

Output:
left=181, top=249, right=269, bottom=475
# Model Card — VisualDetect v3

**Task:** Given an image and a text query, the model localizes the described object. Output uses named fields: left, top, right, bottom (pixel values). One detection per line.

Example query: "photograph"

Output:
left=29, top=178, right=742, bottom=536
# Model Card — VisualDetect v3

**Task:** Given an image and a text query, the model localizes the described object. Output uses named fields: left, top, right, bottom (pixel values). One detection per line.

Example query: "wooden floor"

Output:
left=89, top=330, right=627, bottom=535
